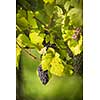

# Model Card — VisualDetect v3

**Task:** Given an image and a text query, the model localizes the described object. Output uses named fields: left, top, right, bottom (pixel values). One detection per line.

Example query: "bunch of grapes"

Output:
left=38, top=65, right=49, bottom=85
left=73, top=52, right=83, bottom=75
left=72, top=27, right=81, bottom=41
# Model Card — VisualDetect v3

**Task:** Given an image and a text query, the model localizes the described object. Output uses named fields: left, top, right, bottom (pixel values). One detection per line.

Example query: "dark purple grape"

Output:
left=38, top=65, right=49, bottom=85
left=38, top=65, right=42, bottom=71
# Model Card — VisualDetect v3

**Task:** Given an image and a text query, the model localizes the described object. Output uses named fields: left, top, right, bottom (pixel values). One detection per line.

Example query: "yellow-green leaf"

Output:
left=50, top=53, right=64, bottom=76
left=43, top=0, right=54, bottom=4
left=68, top=34, right=83, bottom=55
left=17, top=34, right=34, bottom=48
left=29, top=31, right=44, bottom=48
left=16, top=45, right=21, bottom=68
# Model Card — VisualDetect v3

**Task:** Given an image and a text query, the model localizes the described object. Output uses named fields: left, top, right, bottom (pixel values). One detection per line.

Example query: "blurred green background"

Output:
left=16, top=49, right=83, bottom=100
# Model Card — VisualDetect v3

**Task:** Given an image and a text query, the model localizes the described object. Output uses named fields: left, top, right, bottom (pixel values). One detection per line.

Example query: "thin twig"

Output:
left=16, top=41, right=37, bottom=60
left=24, top=49, right=37, bottom=59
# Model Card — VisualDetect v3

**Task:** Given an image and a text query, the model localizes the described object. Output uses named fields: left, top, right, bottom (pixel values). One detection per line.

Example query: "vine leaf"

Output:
left=62, top=30, right=75, bottom=41
left=68, top=34, right=83, bottom=55
left=67, top=8, right=82, bottom=26
left=35, top=10, right=50, bottom=26
left=50, top=53, right=64, bottom=76
left=64, top=1, right=71, bottom=12
left=27, top=11, right=38, bottom=28
left=29, top=30, right=44, bottom=49
left=71, top=0, right=83, bottom=8
left=41, top=48, right=65, bottom=76
left=16, top=17, right=29, bottom=30
left=56, top=0, right=67, bottom=6
left=17, top=34, right=34, bottom=48
left=41, top=48, right=55, bottom=70
left=16, top=45, right=21, bottom=68
left=43, top=0, right=54, bottom=4
left=44, top=3, right=54, bottom=17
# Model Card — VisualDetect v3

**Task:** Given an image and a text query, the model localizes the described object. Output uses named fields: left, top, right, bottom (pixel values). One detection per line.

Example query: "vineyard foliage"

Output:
left=16, top=0, right=83, bottom=84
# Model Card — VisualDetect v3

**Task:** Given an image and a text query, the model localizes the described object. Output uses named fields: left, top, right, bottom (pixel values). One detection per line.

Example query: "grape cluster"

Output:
left=73, top=52, right=83, bottom=75
left=72, top=27, right=81, bottom=41
left=38, top=65, right=49, bottom=85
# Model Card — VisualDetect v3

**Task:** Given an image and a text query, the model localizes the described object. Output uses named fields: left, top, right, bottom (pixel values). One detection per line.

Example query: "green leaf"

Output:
left=16, top=9, right=30, bottom=30
left=50, top=52, right=64, bottom=76
left=67, top=8, right=83, bottom=26
left=64, top=64, right=74, bottom=75
left=69, top=69, right=74, bottom=75
left=44, top=3, right=54, bottom=17
left=16, top=16, right=29, bottom=30
left=41, top=54, right=53, bottom=70
left=16, top=45, right=22, bottom=68
left=27, top=11, right=38, bottom=28
left=56, top=39, right=66, bottom=49
left=49, top=6, right=65, bottom=29
left=43, top=0, right=54, bottom=4
left=68, top=34, right=83, bottom=55
left=71, top=0, right=83, bottom=8
left=41, top=48, right=55, bottom=70
left=62, top=30, right=75, bottom=41
left=17, top=9, right=27, bottom=18
left=17, top=0, right=31, bottom=10
left=64, top=1, right=71, bottom=12
left=53, top=6, right=63, bottom=15
left=29, top=30, right=44, bottom=49
left=28, top=49, right=41, bottom=60
left=35, top=10, right=50, bottom=26
left=30, top=0, right=44, bottom=11
left=17, top=34, right=34, bottom=48
left=56, top=0, right=67, bottom=6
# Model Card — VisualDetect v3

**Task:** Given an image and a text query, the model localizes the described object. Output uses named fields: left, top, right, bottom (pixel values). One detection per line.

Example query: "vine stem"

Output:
left=16, top=41, right=40, bottom=60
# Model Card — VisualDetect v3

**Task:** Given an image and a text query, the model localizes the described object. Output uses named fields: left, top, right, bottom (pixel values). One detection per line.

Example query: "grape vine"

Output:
left=16, top=0, right=83, bottom=85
